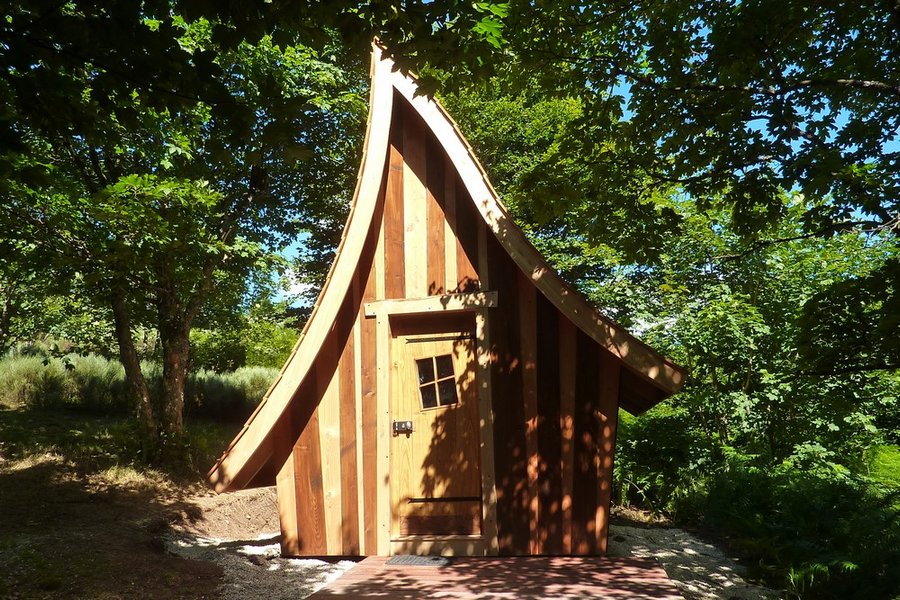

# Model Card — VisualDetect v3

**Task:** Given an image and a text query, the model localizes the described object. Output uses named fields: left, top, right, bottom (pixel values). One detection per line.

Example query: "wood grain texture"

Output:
left=275, top=438, right=299, bottom=555
left=390, top=327, right=482, bottom=541
left=475, top=309, right=500, bottom=555
left=487, top=236, right=529, bottom=555
left=339, top=291, right=360, bottom=555
left=476, top=222, right=500, bottom=555
left=596, top=350, right=620, bottom=553
left=572, top=331, right=600, bottom=555
left=426, top=135, right=446, bottom=295
left=293, top=401, right=327, bottom=555
left=518, top=272, right=540, bottom=554
left=384, top=101, right=406, bottom=300
left=536, top=293, right=563, bottom=555
left=402, top=103, right=428, bottom=297
left=360, top=255, right=379, bottom=554
left=443, top=156, right=458, bottom=293
left=558, top=315, right=577, bottom=555
left=364, top=291, right=497, bottom=317
left=375, top=314, right=391, bottom=555
left=317, top=332, right=343, bottom=555
left=454, top=178, right=480, bottom=291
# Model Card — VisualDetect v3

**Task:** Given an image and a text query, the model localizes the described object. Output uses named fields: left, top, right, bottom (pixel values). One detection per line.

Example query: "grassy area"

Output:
left=0, top=403, right=237, bottom=599
left=0, top=351, right=277, bottom=422
left=0, top=404, right=237, bottom=479
left=866, top=444, right=900, bottom=486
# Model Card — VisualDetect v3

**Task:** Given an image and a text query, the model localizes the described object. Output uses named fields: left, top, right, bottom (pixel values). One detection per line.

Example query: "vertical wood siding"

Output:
left=536, top=293, right=563, bottom=554
left=275, top=100, right=620, bottom=557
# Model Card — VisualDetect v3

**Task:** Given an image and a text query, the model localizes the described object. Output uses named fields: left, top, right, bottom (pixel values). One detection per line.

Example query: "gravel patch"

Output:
left=167, top=489, right=781, bottom=600
left=166, top=533, right=356, bottom=600
left=607, top=525, right=781, bottom=600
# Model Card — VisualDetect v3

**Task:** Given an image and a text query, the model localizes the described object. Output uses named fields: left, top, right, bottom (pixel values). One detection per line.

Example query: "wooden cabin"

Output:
left=207, top=45, right=685, bottom=558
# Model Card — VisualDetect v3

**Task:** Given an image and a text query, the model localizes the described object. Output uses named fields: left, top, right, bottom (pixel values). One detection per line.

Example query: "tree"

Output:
left=0, top=6, right=368, bottom=464
left=430, top=1, right=900, bottom=373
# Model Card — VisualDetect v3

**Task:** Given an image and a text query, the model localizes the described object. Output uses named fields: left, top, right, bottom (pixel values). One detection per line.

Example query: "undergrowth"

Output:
left=0, top=351, right=278, bottom=421
left=0, top=404, right=235, bottom=481
left=616, top=407, right=900, bottom=599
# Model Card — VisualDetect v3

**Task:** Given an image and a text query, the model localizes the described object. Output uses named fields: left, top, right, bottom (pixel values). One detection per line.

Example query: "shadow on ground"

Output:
left=0, top=406, right=226, bottom=599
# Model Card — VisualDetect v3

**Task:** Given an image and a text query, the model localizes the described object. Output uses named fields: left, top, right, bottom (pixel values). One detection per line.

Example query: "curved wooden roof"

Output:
left=207, top=44, right=685, bottom=493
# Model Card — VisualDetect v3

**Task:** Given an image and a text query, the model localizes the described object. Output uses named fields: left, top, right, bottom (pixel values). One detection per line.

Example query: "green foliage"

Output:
left=242, top=320, right=297, bottom=370
left=189, top=328, right=246, bottom=373
left=65, top=354, right=128, bottom=413
left=682, top=468, right=900, bottom=599
left=190, top=301, right=298, bottom=371
left=0, top=352, right=275, bottom=422
left=433, top=2, right=899, bottom=247
left=615, top=406, right=715, bottom=512
left=0, top=5, right=373, bottom=462
left=0, top=355, right=74, bottom=410
left=866, top=445, right=900, bottom=486
left=185, top=366, right=278, bottom=422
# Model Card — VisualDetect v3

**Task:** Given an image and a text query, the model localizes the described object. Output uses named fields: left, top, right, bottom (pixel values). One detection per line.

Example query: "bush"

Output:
left=0, top=352, right=276, bottom=420
left=189, top=328, right=246, bottom=372
left=65, top=353, right=129, bottom=413
left=616, top=403, right=900, bottom=599
left=686, top=467, right=900, bottom=599
left=614, top=404, right=716, bottom=512
left=0, top=355, right=74, bottom=409
left=185, top=366, right=278, bottom=422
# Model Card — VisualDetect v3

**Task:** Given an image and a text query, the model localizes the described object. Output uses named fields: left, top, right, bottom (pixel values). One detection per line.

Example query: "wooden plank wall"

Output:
left=486, top=223, right=621, bottom=556
left=275, top=99, right=487, bottom=556
left=274, top=98, right=620, bottom=557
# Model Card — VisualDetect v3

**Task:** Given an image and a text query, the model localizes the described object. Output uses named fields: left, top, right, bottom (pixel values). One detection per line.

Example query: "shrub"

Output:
left=0, top=355, right=75, bottom=409
left=614, top=404, right=715, bottom=513
left=184, top=366, right=278, bottom=421
left=690, top=467, right=900, bottom=599
left=189, top=328, right=246, bottom=372
left=65, top=353, right=129, bottom=413
left=243, top=322, right=297, bottom=369
left=0, top=352, right=276, bottom=422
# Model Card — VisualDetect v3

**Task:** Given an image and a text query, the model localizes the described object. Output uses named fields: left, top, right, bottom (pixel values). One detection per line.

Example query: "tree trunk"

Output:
left=158, top=312, right=192, bottom=470
left=110, top=287, right=157, bottom=461
left=0, top=293, right=14, bottom=356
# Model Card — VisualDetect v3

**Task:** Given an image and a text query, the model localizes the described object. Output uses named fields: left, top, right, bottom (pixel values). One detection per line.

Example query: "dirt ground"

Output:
left=0, top=406, right=778, bottom=600
left=1, top=458, right=780, bottom=600
left=0, top=452, right=221, bottom=599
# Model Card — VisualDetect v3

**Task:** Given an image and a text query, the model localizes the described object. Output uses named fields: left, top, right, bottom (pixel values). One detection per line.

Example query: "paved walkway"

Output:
left=311, top=555, right=683, bottom=599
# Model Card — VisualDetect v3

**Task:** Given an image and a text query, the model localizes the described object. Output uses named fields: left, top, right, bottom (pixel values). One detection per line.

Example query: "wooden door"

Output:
left=390, top=322, right=482, bottom=538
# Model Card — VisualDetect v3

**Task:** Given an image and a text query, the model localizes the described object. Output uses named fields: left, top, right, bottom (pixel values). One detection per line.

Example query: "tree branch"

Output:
left=804, top=362, right=899, bottom=377
left=714, top=220, right=886, bottom=261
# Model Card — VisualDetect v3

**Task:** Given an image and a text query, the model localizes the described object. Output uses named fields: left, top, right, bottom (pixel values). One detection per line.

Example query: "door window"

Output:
left=415, top=355, right=459, bottom=409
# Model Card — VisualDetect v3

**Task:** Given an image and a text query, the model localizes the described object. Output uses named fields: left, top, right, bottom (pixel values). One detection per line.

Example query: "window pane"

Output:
left=435, top=354, right=454, bottom=379
left=416, top=358, right=435, bottom=385
left=420, top=384, right=438, bottom=409
left=437, top=378, right=458, bottom=406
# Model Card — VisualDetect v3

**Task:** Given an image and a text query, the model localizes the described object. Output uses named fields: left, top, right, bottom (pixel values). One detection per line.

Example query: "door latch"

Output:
left=392, top=420, right=414, bottom=436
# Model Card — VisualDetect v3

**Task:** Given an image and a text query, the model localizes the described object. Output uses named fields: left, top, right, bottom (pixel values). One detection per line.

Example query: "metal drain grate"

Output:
left=386, top=555, right=453, bottom=567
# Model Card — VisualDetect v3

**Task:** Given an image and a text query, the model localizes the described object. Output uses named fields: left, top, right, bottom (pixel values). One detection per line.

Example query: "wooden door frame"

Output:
left=367, top=291, right=499, bottom=556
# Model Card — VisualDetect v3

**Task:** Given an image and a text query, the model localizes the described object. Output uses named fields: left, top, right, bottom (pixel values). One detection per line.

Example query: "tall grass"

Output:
left=0, top=352, right=277, bottom=421
left=0, top=355, right=74, bottom=409
left=184, top=365, right=276, bottom=420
